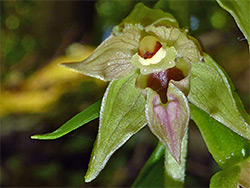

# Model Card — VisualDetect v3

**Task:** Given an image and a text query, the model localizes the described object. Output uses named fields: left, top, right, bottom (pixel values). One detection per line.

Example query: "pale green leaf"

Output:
left=188, top=53, right=250, bottom=140
left=217, top=0, right=250, bottom=48
left=210, top=165, right=241, bottom=188
left=190, top=103, right=249, bottom=169
left=85, top=72, right=146, bottom=182
left=132, top=142, right=165, bottom=187
left=164, top=132, right=188, bottom=187
left=118, top=2, right=179, bottom=29
left=61, top=24, right=141, bottom=81
left=31, top=100, right=101, bottom=140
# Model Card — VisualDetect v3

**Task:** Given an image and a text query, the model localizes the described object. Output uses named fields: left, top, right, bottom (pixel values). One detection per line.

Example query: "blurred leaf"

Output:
left=188, top=54, right=250, bottom=140
left=0, top=45, right=100, bottom=117
left=154, top=0, right=189, bottom=28
left=164, top=133, right=188, bottom=187
left=190, top=103, right=250, bottom=169
left=118, top=2, right=179, bottom=29
left=31, top=100, right=101, bottom=140
left=217, top=0, right=250, bottom=48
left=210, top=165, right=240, bottom=188
left=132, top=142, right=165, bottom=187
left=85, top=72, right=147, bottom=182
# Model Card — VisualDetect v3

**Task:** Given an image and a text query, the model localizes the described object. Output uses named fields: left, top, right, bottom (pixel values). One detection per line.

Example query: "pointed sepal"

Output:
left=85, top=72, right=146, bottom=182
left=188, top=53, right=250, bottom=140
left=62, top=24, right=141, bottom=81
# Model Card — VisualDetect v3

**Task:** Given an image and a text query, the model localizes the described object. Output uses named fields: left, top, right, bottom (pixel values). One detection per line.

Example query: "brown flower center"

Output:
left=147, top=67, right=184, bottom=103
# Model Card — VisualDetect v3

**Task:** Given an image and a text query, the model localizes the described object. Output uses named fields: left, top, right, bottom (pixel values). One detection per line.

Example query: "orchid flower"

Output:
left=35, top=3, right=250, bottom=183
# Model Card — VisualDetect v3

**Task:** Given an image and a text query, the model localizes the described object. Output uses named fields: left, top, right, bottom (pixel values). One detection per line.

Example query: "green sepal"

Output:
left=31, top=100, right=101, bottom=140
left=190, top=103, right=250, bottom=169
left=210, top=165, right=241, bottom=188
left=117, top=2, right=179, bottom=30
left=85, top=72, right=147, bottom=182
left=61, top=24, right=141, bottom=81
left=216, top=0, right=250, bottom=48
left=188, top=53, right=250, bottom=140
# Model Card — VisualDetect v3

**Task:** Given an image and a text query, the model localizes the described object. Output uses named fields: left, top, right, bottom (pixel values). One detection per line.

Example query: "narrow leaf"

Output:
left=164, top=132, right=188, bottom=187
left=118, top=2, right=179, bottom=29
left=210, top=165, right=241, bottom=188
left=188, top=53, right=250, bottom=140
left=31, top=100, right=101, bottom=140
left=190, top=103, right=250, bottom=169
left=217, top=0, right=250, bottom=48
left=85, top=72, right=147, bottom=182
left=132, top=142, right=165, bottom=187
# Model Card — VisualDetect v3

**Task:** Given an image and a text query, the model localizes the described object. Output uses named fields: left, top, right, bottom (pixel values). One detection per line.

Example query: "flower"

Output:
left=63, top=7, right=202, bottom=163
left=61, top=3, right=250, bottom=182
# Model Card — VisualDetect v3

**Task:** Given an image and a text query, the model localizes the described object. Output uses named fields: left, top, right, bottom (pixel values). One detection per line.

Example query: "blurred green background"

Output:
left=1, top=0, right=249, bottom=187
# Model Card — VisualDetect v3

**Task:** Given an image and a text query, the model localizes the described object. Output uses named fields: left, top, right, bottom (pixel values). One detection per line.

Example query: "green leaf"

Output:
left=217, top=0, right=250, bottom=48
left=210, top=165, right=241, bottom=188
left=188, top=53, right=250, bottom=140
left=61, top=24, right=141, bottom=81
left=31, top=100, right=101, bottom=140
left=190, top=103, right=249, bottom=169
left=164, top=132, right=188, bottom=187
left=132, top=142, right=165, bottom=187
left=118, top=2, right=179, bottom=29
left=85, top=72, right=147, bottom=182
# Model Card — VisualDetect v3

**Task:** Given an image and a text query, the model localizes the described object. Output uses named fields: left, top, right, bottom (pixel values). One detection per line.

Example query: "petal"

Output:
left=171, top=58, right=191, bottom=96
left=145, top=26, right=203, bottom=63
left=146, top=83, right=190, bottom=163
left=85, top=72, right=146, bottom=182
left=62, top=24, right=141, bottom=81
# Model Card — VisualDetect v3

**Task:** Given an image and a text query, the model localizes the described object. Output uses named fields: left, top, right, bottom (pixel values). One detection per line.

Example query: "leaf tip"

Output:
left=84, top=173, right=96, bottom=183
left=30, top=135, right=39, bottom=139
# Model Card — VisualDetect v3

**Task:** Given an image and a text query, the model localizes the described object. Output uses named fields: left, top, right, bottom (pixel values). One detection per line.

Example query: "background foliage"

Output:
left=1, top=0, right=249, bottom=187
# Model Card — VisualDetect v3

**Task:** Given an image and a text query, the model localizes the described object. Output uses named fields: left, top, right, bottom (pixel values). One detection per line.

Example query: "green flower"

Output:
left=61, top=3, right=250, bottom=182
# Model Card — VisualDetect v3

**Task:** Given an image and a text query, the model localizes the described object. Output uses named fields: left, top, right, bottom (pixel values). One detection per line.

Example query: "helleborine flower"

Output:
left=62, top=3, right=250, bottom=182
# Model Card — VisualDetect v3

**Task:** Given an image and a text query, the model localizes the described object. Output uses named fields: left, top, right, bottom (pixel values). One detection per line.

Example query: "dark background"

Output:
left=1, top=0, right=249, bottom=187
